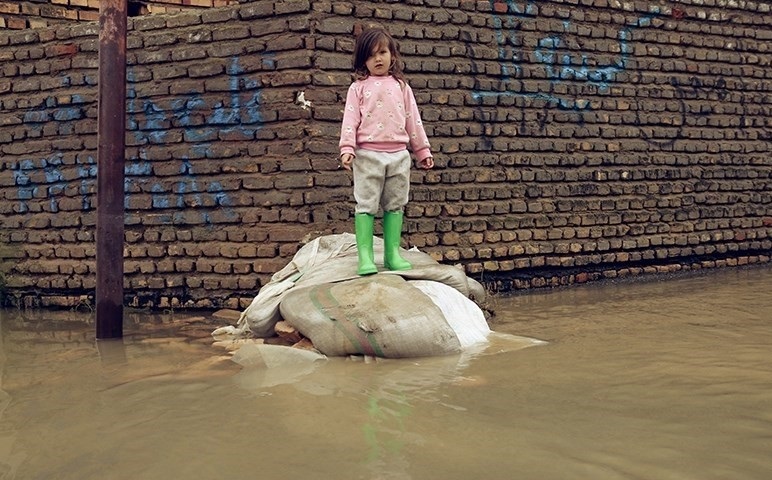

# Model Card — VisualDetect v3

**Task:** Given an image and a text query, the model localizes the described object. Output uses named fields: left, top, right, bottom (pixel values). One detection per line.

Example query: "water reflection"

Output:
left=0, top=266, right=770, bottom=480
left=228, top=334, right=542, bottom=480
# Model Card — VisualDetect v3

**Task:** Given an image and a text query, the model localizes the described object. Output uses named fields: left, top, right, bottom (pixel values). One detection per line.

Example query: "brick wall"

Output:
left=0, top=0, right=770, bottom=309
left=0, top=0, right=237, bottom=30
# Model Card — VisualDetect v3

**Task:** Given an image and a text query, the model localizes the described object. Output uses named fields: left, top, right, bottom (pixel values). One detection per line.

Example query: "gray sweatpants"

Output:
left=352, top=149, right=410, bottom=215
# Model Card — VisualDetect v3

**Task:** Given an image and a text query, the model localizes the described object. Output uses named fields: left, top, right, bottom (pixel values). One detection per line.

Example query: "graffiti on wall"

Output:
left=472, top=0, right=660, bottom=115
left=7, top=56, right=263, bottom=222
left=463, top=1, right=749, bottom=149
left=10, top=152, right=95, bottom=214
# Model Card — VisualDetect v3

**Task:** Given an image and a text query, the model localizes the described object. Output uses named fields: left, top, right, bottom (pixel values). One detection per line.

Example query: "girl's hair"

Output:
left=352, top=28, right=405, bottom=83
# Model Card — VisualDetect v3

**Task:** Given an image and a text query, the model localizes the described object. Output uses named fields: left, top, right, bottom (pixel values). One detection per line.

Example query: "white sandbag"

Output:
left=225, top=233, right=488, bottom=340
left=232, top=234, right=365, bottom=337
left=213, top=278, right=297, bottom=337
left=279, top=275, right=463, bottom=358
left=409, top=280, right=491, bottom=349
left=384, top=262, right=481, bottom=299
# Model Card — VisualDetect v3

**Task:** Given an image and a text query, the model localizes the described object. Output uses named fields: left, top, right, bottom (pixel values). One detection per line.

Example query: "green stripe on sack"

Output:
left=309, top=284, right=384, bottom=357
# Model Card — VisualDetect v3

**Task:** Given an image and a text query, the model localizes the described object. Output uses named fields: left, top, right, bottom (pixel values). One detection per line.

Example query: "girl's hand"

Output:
left=340, top=153, right=354, bottom=171
left=417, top=156, right=434, bottom=170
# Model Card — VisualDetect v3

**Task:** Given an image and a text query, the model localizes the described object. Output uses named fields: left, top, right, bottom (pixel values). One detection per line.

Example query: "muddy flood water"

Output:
left=1, top=266, right=771, bottom=480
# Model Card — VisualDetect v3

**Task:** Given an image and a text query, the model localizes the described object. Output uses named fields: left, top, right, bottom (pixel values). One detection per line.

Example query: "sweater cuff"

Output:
left=414, top=148, right=432, bottom=162
left=340, top=146, right=355, bottom=157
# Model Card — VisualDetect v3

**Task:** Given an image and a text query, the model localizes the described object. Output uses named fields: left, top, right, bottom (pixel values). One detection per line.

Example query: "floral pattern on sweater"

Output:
left=339, top=76, right=432, bottom=161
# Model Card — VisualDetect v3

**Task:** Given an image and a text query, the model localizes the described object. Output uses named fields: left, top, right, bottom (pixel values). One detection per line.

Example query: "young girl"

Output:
left=339, top=28, right=434, bottom=276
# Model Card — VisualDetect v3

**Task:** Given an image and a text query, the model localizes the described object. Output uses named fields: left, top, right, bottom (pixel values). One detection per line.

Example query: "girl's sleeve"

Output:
left=403, top=84, right=432, bottom=161
left=339, top=83, right=361, bottom=157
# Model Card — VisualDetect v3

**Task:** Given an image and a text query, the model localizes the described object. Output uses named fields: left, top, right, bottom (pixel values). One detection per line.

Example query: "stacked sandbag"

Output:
left=213, top=233, right=492, bottom=358
left=280, top=275, right=463, bottom=358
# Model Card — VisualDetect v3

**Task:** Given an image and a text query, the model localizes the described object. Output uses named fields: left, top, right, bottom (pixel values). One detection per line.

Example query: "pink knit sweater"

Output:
left=339, top=76, right=432, bottom=161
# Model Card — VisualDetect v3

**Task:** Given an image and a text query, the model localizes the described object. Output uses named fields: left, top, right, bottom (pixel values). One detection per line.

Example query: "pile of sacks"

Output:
left=212, top=234, right=493, bottom=358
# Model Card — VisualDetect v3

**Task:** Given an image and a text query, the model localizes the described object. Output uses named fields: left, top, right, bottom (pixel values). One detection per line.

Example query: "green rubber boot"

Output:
left=355, top=213, right=378, bottom=275
left=383, top=210, right=412, bottom=271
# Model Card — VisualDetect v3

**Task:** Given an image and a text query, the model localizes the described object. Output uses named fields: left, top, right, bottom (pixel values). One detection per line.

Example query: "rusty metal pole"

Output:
left=96, top=0, right=127, bottom=339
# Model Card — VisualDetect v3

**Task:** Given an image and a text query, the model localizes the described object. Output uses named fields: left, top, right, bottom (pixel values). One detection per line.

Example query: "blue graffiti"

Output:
left=127, top=57, right=262, bottom=145
left=474, top=0, right=659, bottom=110
left=9, top=152, right=238, bottom=221
left=9, top=154, right=97, bottom=213
left=10, top=56, right=262, bottom=223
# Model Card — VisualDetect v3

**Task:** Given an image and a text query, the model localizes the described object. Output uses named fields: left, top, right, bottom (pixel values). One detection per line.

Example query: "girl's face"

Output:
left=365, top=40, right=392, bottom=77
